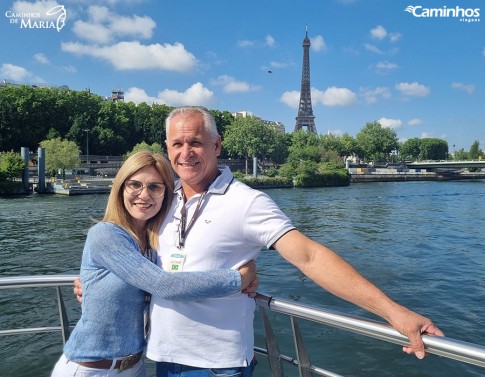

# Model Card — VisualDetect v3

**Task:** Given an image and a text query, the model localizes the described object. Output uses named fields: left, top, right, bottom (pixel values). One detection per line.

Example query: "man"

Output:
left=146, top=106, right=443, bottom=377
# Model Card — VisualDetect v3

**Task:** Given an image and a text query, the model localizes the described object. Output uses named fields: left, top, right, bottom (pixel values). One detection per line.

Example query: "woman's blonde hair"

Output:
left=102, top=151, right=174, bottom=251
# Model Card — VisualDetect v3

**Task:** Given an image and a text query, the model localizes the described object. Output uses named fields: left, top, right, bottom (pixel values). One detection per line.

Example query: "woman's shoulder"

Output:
left=88, top=221, right=127, bottom=237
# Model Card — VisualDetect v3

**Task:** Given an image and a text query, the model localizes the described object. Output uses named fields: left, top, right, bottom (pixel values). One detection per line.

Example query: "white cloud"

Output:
left=420, top=132, right=433, bottom=139
left=0, top=63, right=45, bottom=84
left=211, top=75, right=260, bottom=93
left=361, top=87, right=391, bottom=104
left=371, top=25, right=387, bottom=40
left=269, top=61, right=293, bottom=69
left=313, top=86, right=358, bottom=107
left=71, top=5, right=156, bottom=44
left=61, top=41, right=197, bottom=72
left=238, top=35, right=278, bottom=48
left=395, top=82, right=430, bottom=97
left=237, top=40, right=254, bottom=48
left=310, top=35, right=327, bottom=52
left=280, top=90, right=300, bottom=108
left=280, top=87, right=357, bottom=108
left=378, top=117, right=402, bottom=129
left=72, top=20, right=113, bottom=45
left=12, top=0, right=60, bottom=20
left=0, top=63, right=31, bottom=81
left=451, top=82, right=475, bottom=94
left=125, top=83, right=214, bottom=107
left=34, top=53, right=50, bottom=64
left=374, top=61, right=398, bottom=74
left=370, top=25, right=401, bottom=42
left=265, top=35, right=276, bottom=47
left=389, top=32, right=402, bottom=42
left=408, top=118, right=423, bottom=126
left=124, top=87, right=159, bottom=104
left=363, top=43, right=383, bottom=55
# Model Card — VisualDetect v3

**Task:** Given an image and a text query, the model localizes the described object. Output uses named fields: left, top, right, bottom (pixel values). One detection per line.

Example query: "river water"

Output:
left=0, top=180, right=484, bottom=376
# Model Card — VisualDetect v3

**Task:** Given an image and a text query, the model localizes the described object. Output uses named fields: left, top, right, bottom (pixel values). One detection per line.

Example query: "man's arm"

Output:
left=273, top=229, right=444, bottom=359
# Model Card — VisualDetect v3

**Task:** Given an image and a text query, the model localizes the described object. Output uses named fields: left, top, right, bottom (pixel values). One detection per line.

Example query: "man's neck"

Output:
left=181, top=168, right=220, bottom=200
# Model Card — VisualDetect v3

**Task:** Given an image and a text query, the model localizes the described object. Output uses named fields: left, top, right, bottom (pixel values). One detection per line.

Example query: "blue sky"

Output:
left=1, top=0, right=484, bottom=151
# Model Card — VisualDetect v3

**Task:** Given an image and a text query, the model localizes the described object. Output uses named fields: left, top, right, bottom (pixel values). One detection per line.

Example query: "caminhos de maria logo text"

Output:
left=405, top=5, right=480, bottom=23
left=5, top=4, right=67, bottom=32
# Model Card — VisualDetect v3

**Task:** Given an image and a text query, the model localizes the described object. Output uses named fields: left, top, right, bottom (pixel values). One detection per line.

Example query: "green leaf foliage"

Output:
left=0, top=151, right=25, bottom=180
left=124, top=142, right=165, bottom=159
left=355, top=121, right=399, bottom=163
left=39, top=138, right=81, bottom=177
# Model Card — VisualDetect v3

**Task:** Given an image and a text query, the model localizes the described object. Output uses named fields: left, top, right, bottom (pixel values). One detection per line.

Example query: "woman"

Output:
left=51, top=151, right=256, bottom=377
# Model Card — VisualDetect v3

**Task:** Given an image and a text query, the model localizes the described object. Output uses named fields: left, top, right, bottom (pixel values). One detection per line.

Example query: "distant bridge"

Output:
left=406, top=160, right=485, bottom=169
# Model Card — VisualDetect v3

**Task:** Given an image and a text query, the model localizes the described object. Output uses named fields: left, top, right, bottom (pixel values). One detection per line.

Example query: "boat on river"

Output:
left=1, top=275, right=484, bottom=376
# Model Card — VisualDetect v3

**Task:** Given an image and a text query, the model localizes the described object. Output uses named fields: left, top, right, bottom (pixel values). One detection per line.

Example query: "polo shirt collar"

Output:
left=174, top=166, right=234, bottom=196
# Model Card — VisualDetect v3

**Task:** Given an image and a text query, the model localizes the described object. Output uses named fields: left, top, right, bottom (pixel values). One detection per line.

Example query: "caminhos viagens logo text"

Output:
left=5, top=4, right=67, bottom=32
left=405, top=5, right=480, bottom=23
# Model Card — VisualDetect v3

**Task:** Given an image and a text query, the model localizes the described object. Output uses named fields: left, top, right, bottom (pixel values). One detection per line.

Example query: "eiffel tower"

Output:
left=294, top=27, right=317, bottom=133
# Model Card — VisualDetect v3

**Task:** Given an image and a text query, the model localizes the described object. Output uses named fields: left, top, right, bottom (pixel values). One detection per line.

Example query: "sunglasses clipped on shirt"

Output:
left=124, top=180, right=166, bottom=197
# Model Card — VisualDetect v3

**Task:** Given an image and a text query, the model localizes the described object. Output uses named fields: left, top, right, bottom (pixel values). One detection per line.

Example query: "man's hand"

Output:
left=238, top=260, right=259, bottom=297
left=390, top=307, right=444, bottom=359
left=73, top=276, right=83, bottom=304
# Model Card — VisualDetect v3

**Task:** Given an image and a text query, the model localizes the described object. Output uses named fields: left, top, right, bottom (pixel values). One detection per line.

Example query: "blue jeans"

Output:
left=156, top=358, right=256, bottom=377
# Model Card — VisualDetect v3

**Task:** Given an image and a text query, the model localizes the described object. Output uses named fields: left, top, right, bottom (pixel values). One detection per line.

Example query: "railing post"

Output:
left=260, top=307, right=285, bottom=377
left=291, top=316, right=312, bottom=377
left=55, top=287, right=71, bottom=344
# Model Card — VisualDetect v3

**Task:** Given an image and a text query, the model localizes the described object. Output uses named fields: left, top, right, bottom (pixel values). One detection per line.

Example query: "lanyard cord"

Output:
left=178, top=191, right=207, bottom=248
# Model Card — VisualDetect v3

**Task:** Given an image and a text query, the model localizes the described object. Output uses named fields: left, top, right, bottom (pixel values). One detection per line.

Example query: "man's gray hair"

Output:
left=165, top=106, right=219, bottom=142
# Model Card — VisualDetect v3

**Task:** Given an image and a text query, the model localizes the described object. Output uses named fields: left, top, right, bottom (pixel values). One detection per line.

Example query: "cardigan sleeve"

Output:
left=84, top=222, right=241, bottom=300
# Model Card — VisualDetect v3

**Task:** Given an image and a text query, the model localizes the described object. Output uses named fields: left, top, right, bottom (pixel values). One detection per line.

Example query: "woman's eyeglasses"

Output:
left=124, top=180, right=166, bottom=197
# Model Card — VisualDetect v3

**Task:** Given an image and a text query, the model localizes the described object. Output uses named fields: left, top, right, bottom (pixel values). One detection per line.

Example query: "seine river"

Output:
left=1, top=180, right=484, bottom=376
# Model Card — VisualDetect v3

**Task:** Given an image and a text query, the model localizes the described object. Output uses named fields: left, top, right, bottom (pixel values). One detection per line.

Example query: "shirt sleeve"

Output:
left=84, top=222, right=241, bottom=300
left=241, top=190, right=296, bottom=249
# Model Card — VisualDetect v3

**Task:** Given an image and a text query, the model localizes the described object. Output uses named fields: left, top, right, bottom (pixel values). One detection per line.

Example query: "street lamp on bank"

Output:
left=84, top=129, right=90, bottom=175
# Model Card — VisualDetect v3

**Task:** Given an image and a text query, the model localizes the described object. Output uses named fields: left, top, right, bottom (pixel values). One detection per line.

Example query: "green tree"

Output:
left=149, top=104, right=173, bottom=144
left=419, top=138, right=448, bottom=160
left=95, top=101, right=136, bottom=155
left=468, top=140, right=481, bottom=171
left=0, top=151, right=25, bottom=180
left=211, top=110, right=235, bottom=159
left=454, top=148, right=469, bottom=160
left=286, top=130, right=321, bottom=164
left=223, top=116, right=279, bottom=174
left=340, top=133, right=361, bottom=161
left=469, top=140, right=481, bottom=160
left=400, top=138, right=421, bottom=161
left=265, top=129, right=288, bottom=165
left=355, top=121, right=399, bottom=163
left=46, top=127, right=61, bottom=140
left=124, top=142, right=165, bottom=159
left=40, top=138, right=81, bottom=178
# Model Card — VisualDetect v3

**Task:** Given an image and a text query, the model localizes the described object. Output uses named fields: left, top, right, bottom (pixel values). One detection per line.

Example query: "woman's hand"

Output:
left=73, top=276, right=83, bottom=304
left=238, top=260, right=259, bottom=298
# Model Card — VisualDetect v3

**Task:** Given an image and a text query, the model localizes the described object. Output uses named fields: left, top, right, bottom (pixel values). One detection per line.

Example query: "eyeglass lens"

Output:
left=125, top=180, right=165, bottom=197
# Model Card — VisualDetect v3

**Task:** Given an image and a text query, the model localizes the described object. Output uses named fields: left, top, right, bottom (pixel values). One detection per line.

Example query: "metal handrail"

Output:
left=1, top=276, right=484, bottom=374
left=254, top=293, right=485, bottom=369
left=0, top=274, right=77, bottom=289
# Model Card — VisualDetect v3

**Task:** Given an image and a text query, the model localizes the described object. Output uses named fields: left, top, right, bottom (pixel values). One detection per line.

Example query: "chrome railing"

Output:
left=253, top=293, right=485, bottom=376
left=1, top=276, right=484, bottom=377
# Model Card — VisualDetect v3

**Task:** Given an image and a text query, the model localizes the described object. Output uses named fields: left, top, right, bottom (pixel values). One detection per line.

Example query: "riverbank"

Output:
left=2, top=168, right=484, bottom=196
left=349, top=166, right=485, bottom=183
left=350, top=171, right=485, bottom=183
